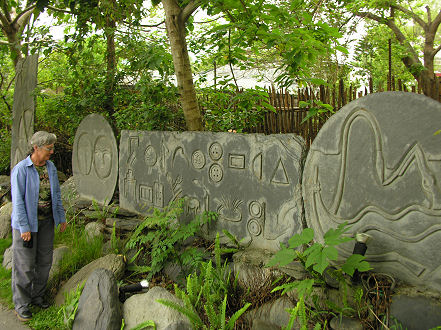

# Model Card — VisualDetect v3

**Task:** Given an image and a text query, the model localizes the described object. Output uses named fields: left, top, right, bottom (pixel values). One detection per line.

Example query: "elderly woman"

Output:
left=11, top=131, right=67, bottom=321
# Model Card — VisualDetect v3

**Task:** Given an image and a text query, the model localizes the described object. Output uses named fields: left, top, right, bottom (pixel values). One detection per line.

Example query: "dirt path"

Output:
left=0, top=303, right=31, bottom=330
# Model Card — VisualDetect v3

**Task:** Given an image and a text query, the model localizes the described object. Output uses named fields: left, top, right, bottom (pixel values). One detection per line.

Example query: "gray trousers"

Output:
left=12, top=218, right=54, bottom=311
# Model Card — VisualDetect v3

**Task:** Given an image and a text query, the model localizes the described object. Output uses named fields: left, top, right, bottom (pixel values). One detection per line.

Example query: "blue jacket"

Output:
left=11, top=155, right=66, bottom=233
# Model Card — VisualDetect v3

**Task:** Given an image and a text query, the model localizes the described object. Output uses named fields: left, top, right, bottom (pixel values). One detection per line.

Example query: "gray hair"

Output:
left=29, top=131, right=57, bottom=154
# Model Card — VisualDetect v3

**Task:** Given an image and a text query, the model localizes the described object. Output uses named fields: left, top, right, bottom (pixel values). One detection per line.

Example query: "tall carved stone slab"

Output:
left=302, top=92, right=441, bottom=292
left=72, top=114, right=118, bottom=205
left=119, top=131, right=305, bottom=251
left=10, top=54, right=38, bottom=169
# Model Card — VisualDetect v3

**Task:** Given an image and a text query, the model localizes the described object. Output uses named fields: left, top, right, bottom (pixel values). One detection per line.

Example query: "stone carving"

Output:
left=144, top=145, right=157, bottom=166
left=302, top=92, right=441, bottom=292
left=191, top=150, right=205, bottom=169
left=10, top=54, right=38, bottom=169
left=119, top=131, right=305, bottom=251
left=72, top=114, right=118, bottom=205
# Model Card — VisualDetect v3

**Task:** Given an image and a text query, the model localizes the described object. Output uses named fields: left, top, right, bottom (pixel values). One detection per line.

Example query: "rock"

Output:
left=330, top=316, right=363, bottom=330
left=48, top=246, right=70, bottom=281
left=85, top=221, right=106, bottom=240
left=72, top=268, right=121, bottom=330
left=251, top=319, right=281, bottom=330
left=390, top=293, right=441, bottom=330
left=61, top=176, right=81, bottom=207
left=57, top=171, right=68, bottom=184
left=0, top=175, right=11, bottom=203
left=55, top=254, right=125, bottom=306
left=2, top=246, right=12, bottom=270
left=303, top=92, right=441, bottom=292
left=0, top=202, right=12, bottom=239
left=123, top=286, right=191, bottom=330
left=105, top=217, right=144, bottom=232
left=72, top=114, right=118, bottom=206
left=245, top=296, right=297, bottom=329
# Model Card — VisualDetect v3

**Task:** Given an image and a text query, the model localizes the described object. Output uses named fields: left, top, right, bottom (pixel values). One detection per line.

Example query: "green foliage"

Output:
left=0, top=236, right=13, bottom=307
left=60, top=283, right=84, bottom=328
left=130, top=320, right=157, bottom=330
left=91, top=199, right=119, bottom=222
left=268, top=224, right=372, bottom=329
left=158, top=234, right=250, bottom=329
left=200, top=85, right=275, bottom=132
left=299, top=100, right=334, bottom=125
left=125, top=199, right=217, bottom=279
left=28, top=305, right=69, bottom=330
left=0, top=128, right=11, bottom=175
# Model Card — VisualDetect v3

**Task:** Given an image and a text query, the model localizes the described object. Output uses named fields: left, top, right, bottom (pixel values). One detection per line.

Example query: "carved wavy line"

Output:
left=356, top=224, right=441, bottom=243
left=329, top=109, right=440, bottom=213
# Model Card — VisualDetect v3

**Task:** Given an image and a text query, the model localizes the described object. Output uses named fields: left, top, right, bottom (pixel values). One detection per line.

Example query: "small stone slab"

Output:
left=73, top=268, right=121, bottom=330
left=119, top=131, right=305, bottom=251
left=105, top=217, right=143, bottom=232
left=10, top=54, right=38, bottom=169
left=0, top=202, right=12, bottom=239
left=303, top=92, right=441, bottom=292
left=72, top=114, right=118, bottom=205
left=390, top=294, right=441, bottom=330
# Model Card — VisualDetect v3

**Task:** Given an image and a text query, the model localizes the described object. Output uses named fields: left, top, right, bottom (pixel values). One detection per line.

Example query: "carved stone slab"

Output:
left=10, top=54, right=38, bottom=169
left=119, top=131, right=305, bottom=251
left=72, top=114, right=118, bottom=205
left=302, top=92, right=441, bottom=292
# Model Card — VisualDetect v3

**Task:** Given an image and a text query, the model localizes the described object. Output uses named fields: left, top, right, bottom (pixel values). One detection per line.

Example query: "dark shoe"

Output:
left=33, top=299, right=50, bottom=309
left=15, top=308, right=32, bottom=322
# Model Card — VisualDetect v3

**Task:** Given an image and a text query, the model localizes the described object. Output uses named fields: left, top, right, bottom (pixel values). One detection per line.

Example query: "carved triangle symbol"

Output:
left=271, top=159, right=289, bottom=184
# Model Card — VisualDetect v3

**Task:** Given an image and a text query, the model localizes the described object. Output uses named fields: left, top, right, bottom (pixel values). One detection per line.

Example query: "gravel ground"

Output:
left=0, top=303, right=31, bottom=330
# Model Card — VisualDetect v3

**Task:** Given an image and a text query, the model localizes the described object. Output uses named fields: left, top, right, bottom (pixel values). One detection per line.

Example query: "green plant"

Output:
left=0, top=236, right=12, bottom=306
left=130, top=320, right=157, bottom=330
left=28, top=305, right=69, bottom=330
left=267, top=223, right=372, bottom=329
left=125, top=199, right=217, bottom=279
left=91, top=199, right=119, bottom=222
left=157, top=234, right=250, bottom=329
left=300, top=99, right=334, bottom=125
left=60, top=282, right=85, bottom=328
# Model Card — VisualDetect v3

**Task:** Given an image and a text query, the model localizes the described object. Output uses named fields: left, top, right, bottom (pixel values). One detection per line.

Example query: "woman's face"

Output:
left=34, top=143, right=55, bottom=162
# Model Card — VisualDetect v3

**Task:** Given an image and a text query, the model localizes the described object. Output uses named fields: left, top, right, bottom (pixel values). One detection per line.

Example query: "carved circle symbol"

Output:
left=191, top=150, right=206, bottom=169
left=209, top=164, right=223, bottom=183
left=247, top=219, right=262, bottom=236
left=249, top=201, right=262, bottom=218
left=144, top=145, right=157, bottom=166
left=93, top=136, right=112, bottom=179
left=209, top=142, right=223, bottom=160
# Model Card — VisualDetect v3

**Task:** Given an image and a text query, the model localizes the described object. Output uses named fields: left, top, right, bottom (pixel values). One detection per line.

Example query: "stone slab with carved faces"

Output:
left=302, top=92, right=441, bottom=292
left=72, top=114, right=118, bottom=205
left=119, top=131, right=305, bottom=251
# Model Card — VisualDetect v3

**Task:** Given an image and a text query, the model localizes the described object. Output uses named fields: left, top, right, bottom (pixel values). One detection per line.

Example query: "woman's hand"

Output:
left=21, top=231, right=31, bottom=241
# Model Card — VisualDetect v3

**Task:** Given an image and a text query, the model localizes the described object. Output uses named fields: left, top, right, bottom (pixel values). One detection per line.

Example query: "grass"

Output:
left=0, top=215, right=104, bottom=329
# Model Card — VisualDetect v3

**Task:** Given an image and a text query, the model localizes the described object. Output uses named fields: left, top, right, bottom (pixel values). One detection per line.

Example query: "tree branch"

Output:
left=181, top=0, right=201, bottom=23
left=11, top=4, right=36, bottom=27
left=433, top=43, right=441, bottom=57
left=390, top=4, right=427, bottom=29
left=429, top=8, right=441, bottom=35
left=122, top=19, right=165, bottom=28
left=46, top=5, right=73, bottom=14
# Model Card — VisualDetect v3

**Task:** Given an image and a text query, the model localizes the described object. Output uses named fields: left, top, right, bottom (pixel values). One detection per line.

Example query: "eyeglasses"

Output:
left=41, top=146, right=55, bottom=151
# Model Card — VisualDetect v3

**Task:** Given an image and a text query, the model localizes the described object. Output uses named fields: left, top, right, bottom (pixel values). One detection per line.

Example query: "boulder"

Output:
left=330, top=316, right=363, bottom=330
left=60, top=176, right=80, bottom=207
left=245, top=296, right=297, bottom=329
left=0, top=175, right=11, bottom=203
left=123, top=286, right=191, bottom=330
left=48, top=246, right=70, bottom=281
left=85, top=222, right=106, bottom=240
left=72, top=268, right=121, bottom=330
left=55, top=254, right=125, bottom=305
left=0, top=202, right=12, bottom=239
left=390, top=293, right=441, bottom=330
left=2, top=246, right=12, bottom=269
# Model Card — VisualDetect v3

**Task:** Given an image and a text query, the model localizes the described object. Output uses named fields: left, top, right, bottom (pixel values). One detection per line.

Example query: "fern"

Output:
left=156, top=298, right=204, bottom=328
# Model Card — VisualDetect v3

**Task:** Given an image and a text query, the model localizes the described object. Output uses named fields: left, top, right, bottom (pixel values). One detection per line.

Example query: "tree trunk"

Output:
left=104, top=19, right=116, bottom=120
left=162, top=0, right=204, bottom=131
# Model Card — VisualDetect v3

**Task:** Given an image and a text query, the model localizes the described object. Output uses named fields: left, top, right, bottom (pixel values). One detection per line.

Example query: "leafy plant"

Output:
left=158, top=234, right=250, bottom=329
left=91, top=199, right=119, bottom=222
left=60, top=282, right=85, bottom=328
left=267, top=223, right=372, bottom=329
left=125, top=199, right=217, bottom=279
left=299, top=99, right=334, bottom=125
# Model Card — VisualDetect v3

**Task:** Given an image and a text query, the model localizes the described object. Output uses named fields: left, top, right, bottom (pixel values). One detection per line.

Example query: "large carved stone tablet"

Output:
left=72, top=114, right=118, bottom=205
left=302, top=92, right=441, bottom=292
left=10, top=54, right=38, bottom=169
left=119, top=131, right=305, bottom=251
